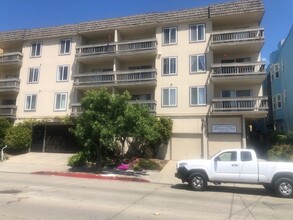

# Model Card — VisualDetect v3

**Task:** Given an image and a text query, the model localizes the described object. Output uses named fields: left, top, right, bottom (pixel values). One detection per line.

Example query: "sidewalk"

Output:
left=0, top=152, right=180, bottom=185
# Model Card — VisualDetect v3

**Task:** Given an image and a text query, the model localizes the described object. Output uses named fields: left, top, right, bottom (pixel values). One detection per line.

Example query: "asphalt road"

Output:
left=0, top=172, right=293, bottom=220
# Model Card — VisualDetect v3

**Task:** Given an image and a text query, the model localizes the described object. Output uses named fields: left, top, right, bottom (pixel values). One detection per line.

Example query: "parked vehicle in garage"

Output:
left=175, top=149, right=293, bottom=198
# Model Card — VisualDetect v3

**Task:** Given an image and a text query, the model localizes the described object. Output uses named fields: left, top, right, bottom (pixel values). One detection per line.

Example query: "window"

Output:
left=190, top=86, right=206, bottom=105
left=59, top=39, right=71, bottom=54
left=216, top=151, right=237, bottom=161
left=57, top=65, right=69, bottom=81
left=163, top=27, right=177, bottom=45
left=190, top=54, right=206, bottom=73
left=190, top=24, right=205, bottom=42
left=54, top=93, right=67, bottom=111
left=241, top=152, right=252, bottom=161
left=162, top=88, right=177, bottom=107
left=274, top=63, right=280, bottom=79
left=163, top=57, right=177, bottom=75
left=31, top=42, right=42, bottom=57
left=25, top=94, right=37, bottom=111
left=276, top=93, right=282, bottom=109
left=28, top=67, right=39, bottom=83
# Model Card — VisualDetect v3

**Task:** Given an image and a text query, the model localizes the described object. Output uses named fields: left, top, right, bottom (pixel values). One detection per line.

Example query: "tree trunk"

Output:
left=95, top=143, right=102, bottom=168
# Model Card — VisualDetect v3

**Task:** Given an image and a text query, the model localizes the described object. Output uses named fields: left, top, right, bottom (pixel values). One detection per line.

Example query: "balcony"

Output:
left=73, top=69, right=157, bottom=89
left=210, top=28, right=264, bottom=53
left=211, top=62, right=266, bottom=84
left=0, top=79, right=20, bottom=93
left=0, top=52, right=23, bottom=66
left=0, top=105, right=17, bottom=118
left=211, top=97, right=268, bottom=117
left=71, top=100, right=157, bottom=116
left=75, top=38, right=157, bottom=59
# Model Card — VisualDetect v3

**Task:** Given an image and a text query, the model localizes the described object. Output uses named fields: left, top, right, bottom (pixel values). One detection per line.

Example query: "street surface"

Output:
left=0, top=172, right=293, bottom=220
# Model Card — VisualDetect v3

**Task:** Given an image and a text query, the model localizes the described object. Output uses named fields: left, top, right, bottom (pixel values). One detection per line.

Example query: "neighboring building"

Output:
left=268, top=25, right=293, bottom=132
left=0, top=0, right=267, bottom=159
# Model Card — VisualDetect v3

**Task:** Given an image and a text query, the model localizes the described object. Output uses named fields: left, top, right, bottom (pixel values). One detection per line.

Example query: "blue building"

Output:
left=268, top=25, right=293, bottom=132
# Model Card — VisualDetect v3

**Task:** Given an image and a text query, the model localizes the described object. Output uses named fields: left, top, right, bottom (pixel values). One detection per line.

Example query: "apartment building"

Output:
left=0, top=0, right=268, bottom=159
left=268, top=25, right=293, bottom=132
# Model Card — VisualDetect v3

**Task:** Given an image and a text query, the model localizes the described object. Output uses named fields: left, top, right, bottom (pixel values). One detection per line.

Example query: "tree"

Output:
left=73, top=88, right=173, bottom=167
left=4, top=122, right=32, bottom=152
left=0, top=118, right=12, bottom=148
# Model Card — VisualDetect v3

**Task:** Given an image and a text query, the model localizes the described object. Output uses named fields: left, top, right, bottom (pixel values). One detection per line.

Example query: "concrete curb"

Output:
left=31, top=171, right=150, bottom=183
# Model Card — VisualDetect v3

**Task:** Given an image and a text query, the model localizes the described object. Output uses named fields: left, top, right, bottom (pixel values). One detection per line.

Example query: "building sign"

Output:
left=212, top=124, right=237, bottom=133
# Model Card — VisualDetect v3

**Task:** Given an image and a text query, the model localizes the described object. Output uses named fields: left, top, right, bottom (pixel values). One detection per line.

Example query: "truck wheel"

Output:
left=274, top=178, right=293, bottom=198
left=188, top=173, right=207, bottom=191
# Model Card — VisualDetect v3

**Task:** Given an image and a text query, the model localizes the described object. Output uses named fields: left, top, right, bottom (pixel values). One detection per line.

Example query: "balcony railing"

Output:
left=211, top=97, right=268, bottom=113
left=211, top=62, right=266, bottom=77
left=0, top=79, right=20, bottom=91
left=0, top=52, right=23, bottom=64
left=127, top=100, right=157, bottom=113
left=71, top=100, right=157, bottom=116
left=210, top=28, right=264, bottom=45
left=73, top=69, right=157, bottom=86
left=0, top=105, right=17, bottom=118
left=76, top=38, right=157, bottom=57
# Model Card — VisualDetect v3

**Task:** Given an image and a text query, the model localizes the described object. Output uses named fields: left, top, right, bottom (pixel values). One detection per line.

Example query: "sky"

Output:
left=0, top=0, right=292, bottom=63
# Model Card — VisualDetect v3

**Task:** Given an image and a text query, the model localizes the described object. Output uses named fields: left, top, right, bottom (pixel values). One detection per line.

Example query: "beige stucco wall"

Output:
left=16, top=37, right=77, bottom=121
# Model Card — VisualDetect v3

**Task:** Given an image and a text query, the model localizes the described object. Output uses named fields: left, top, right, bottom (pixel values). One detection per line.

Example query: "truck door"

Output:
left=211, top=151, right=240, bottom=182
left=239, top=151, right=258, bottom=183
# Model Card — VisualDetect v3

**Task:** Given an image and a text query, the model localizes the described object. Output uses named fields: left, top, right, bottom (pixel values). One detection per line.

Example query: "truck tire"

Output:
left=274, top=178, right=293, bottom=198
left=188, top=173, right=207, bottom=191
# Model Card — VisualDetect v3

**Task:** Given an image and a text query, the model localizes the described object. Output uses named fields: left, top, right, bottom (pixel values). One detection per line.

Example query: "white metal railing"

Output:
left=211, top=62, right=266, bottom=76
left=0, top=52, right=23, bottom=64
left=127, top=100, right=157, bottom=113
left=0, top=105, right=17, bottom=117
left=212, top=97, right=268, bottom=112
left=76, top=38, right=157, bottom=57
left=210, top=28, right=264, bottom=45
left=0, top=79, right=20, bottom=90
left=71, top=100, right=157, bottom=115
left=73, top=69, right=157, bottom=86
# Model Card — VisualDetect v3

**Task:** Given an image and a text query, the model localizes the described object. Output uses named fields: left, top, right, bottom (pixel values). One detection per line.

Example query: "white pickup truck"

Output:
left=175, top=149, right=293, bottom=198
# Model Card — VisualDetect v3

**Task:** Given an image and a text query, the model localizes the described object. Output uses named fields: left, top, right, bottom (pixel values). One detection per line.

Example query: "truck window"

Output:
left=217, top=151, right=237, bottom=161
left=241, top=152, right=252, bottom=161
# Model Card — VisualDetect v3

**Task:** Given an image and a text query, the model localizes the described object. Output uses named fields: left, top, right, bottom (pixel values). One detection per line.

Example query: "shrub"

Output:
left=267, top=145, right=293, bottom=161
left=68, top=152, right=87, bottom=167
left=133, top=159, right=161, bottom=171
left=0, top=118, right=12, bottom=147
left=4, top=123, right=32, bottom=152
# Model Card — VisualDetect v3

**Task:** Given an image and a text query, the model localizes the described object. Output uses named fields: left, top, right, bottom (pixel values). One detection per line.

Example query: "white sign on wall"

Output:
left=212, top=124, right=237, bottom=133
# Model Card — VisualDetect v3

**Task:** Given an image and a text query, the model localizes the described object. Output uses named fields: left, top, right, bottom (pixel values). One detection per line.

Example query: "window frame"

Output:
left=162, top=27, right=177, bottom=45
left=56, top=65, right=70, bottom=82
left=162, top=57, right=177, bottom=75
left=190, top=54, right=206, bottom=73
left=272, top=95, right=276, bottom=111
left=276, top=93, right=282, bottom=109
left=31, top=42, right=42, bottom=57
left=161, top=87, right=177, bottom=107
left=274, top=63, right=280, bottom=79
left=27, top=67, right=40, bottom=84
left=189, top=24, right=206, bottom=42
left=59, top=39, right=71, bottom=55
left=54, top=93, right=68, bottom=111
left=190, top=86, right=207, bottom=106
left=25, top=94, right=37, bottom=111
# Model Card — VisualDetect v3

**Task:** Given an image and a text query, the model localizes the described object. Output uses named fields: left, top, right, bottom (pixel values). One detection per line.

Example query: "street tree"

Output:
left=72, top=88, right=172, bottom=167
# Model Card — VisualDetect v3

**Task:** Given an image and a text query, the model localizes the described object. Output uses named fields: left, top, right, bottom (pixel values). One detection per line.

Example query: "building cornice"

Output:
left=0, top=0, right=264, bottom=42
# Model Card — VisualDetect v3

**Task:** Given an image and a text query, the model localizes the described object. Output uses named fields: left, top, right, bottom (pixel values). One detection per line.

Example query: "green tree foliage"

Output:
left=72, top=88, right=172, bottom=167
left=0, top=118, right=12, bottom=147
left=268, top=131, right=293, bottom=161
left=4, top=122, right=32, bottom=152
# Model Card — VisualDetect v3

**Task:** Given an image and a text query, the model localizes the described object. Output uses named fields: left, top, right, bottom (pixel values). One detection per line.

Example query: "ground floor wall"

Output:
left=162, top=115, right=245, bottom=160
